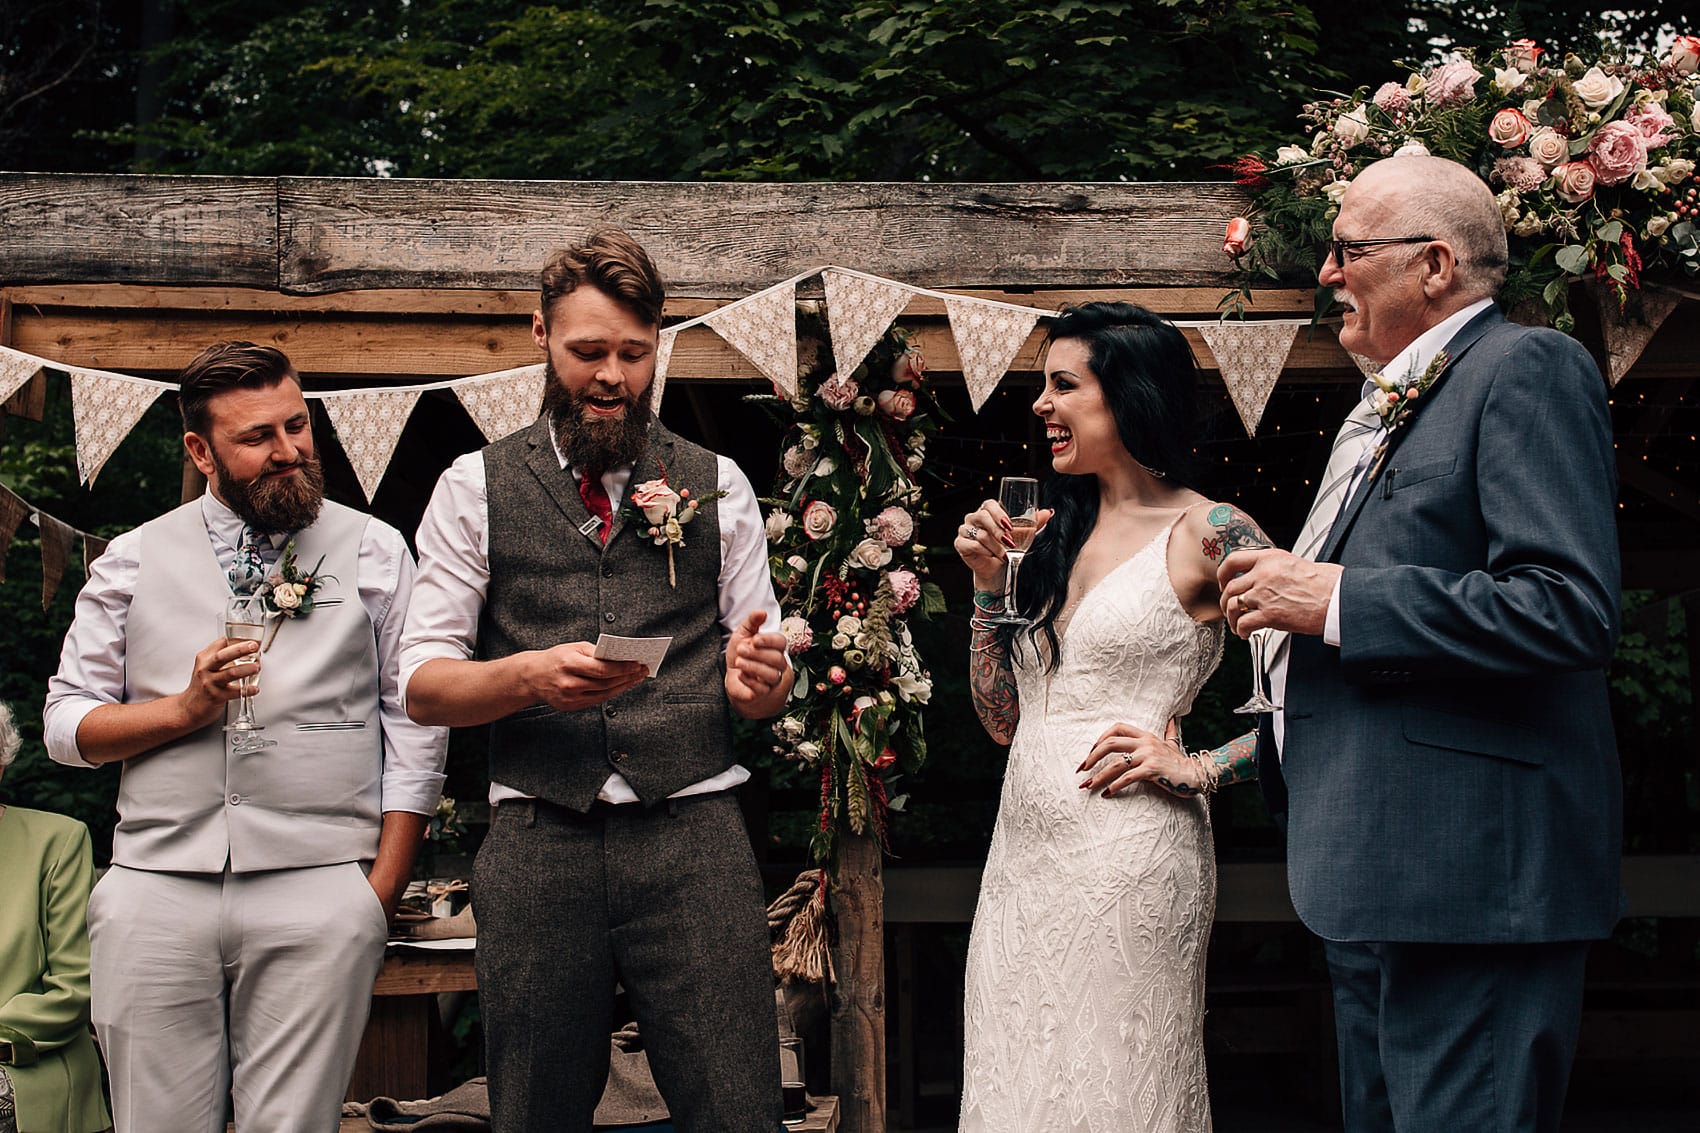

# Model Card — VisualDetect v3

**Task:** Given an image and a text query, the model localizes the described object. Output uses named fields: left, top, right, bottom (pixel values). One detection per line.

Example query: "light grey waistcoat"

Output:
left=116, top=498, right=384, bottom=873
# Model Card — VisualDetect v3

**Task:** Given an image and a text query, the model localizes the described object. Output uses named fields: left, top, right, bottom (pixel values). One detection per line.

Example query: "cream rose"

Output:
left=1527, top=127, right=1569, bottom=166
left=1663, top=158, right=1695, bottom=185
left=1553, top=160, right=1597, bottom=204
left=1275, top=144, right=1311, bottom=165
left=1323, top=179, right=1352, bottom=204
left=1647, top=215, right=1672, bottom=238
left=844, top=538, right=893, bottom=571
left=765, top=509, right=793, bottom=542
left=801, top=500, right=837, bottom=541
left=1393, top=141, right=1431, bottom=158
left=1333, top=106, right=1371, bottom=146
left=1488, top=108, right=1532, bottom=148
left=1572, top=66, right=1623, bottom=111
left=272, top=586, right=301, bottom=611
left=630, top=480, right=681, bottom=524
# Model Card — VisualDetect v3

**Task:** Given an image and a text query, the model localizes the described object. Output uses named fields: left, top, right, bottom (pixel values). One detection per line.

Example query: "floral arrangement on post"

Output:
left=755, top=314, right=947, bottom=884
left=1222, top=35, right=1700, bottom=332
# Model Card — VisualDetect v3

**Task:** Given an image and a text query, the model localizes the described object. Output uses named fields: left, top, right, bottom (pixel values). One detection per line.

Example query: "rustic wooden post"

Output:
left=830, top=832, right=885, bottom=1133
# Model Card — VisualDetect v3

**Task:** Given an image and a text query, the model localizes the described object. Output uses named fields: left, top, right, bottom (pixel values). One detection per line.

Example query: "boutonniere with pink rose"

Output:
left=255, top=539, right=336, bottom=649
left=626, top=475, right=727, bottom=587
left=1367, top=349, right=1449, bottom=479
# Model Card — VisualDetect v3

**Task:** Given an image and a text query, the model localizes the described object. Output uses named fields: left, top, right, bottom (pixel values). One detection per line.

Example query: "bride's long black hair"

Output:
left=1015, top=302, right=1203, bottom=669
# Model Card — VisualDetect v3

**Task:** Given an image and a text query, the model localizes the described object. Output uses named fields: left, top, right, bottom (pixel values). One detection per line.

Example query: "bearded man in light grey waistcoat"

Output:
left=44, top=341, right=448, bottom=1132
left=401, top=228, right=794, bottom=1133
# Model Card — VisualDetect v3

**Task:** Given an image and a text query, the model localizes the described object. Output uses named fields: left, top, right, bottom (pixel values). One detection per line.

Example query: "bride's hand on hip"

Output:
left=954, top=500, right=1051, bottom=593
left=1079, top=719, right=1208, bottom=799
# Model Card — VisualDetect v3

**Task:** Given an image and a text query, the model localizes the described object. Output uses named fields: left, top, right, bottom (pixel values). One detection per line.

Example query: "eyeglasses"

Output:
left=1327, top=235, right=1434, bottom=266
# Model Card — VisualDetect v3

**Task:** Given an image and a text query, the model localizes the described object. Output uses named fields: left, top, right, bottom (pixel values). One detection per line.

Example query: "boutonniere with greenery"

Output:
left=256, top=540, right=335, bottom=649
left=626, top=474, right=727, bottom=587
left=1367, top=349, right=1449, bottom=479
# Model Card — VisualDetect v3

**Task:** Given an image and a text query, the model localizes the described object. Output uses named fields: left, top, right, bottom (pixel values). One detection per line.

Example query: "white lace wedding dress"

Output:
left=961, top=522, right=1224, bottom=1132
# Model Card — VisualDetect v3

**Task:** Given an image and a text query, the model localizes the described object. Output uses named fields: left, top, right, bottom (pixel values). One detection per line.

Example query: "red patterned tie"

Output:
left=578, top=472, right=612, bottom=544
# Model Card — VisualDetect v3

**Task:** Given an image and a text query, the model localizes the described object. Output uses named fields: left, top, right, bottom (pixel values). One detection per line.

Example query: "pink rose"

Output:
left=1372, top=82, right=1411, bottom=114
left=801, top=500, right=838, bottom=541
left=887, top=568, right=921, bottom=614
left=817, top=371, right=857, bottom=411
left=1554, top=160, right=1597, bottom=204
left=1488, top=108, right=1532, bottom=148
left=1527, top=127, right=1569, bottom=167
left=876, top=388, right=917, bottom=421
left=1670, top=35, right=1700, bottom=74
left=1624, top=103, right=1677, bottom=150
left=869, top=506, right=915, bottom=548
left=891, top=349, right=925, bottom=388
left=1426, top=59, right=1482, bottom=107
left=1505, top=38, right=1542, bottom=73
left=629, top=479, right=681, bottom=524
left=1588, top=121, right=1648, bottom=186
left=1223, top=216, right=1251, bottom=257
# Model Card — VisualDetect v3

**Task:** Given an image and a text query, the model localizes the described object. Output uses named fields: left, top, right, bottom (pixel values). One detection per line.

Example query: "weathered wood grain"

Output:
left=276, top=179, right=1252, bottom=295
left=0, top=173, right=278, bottom=286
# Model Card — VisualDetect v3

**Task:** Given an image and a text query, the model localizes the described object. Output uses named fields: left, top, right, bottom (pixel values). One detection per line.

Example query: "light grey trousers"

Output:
left=88, top=861, right=389, bottom=1133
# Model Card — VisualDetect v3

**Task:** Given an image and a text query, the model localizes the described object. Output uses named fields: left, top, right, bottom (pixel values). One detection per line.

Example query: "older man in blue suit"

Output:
left=1218, top=155, right=1621, bottom=1133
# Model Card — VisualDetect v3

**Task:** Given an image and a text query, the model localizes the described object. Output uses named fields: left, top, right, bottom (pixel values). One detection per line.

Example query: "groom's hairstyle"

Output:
left=540, top=227, right=666, bottom=329
left=177, top=341, right=298, bottom=436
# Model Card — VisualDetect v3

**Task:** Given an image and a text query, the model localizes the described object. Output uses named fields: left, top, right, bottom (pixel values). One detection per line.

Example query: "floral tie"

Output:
left=228, top=525, right=270, bottom=594
left=578, top=473, right=613, bottom=545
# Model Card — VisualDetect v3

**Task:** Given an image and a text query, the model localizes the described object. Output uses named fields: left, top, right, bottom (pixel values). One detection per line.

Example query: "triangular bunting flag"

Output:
left=38, top=511, right=74, bottom=610
left=1199, top=322, right=1300, bottom=436
left=83, top=533, right=110, bottom=577
left=703, top=281, right=799, bottom=397
left=0, top=347, right=44, bottom=405
left=1595, top=284, right=1683, bottom=386
left=1346, top=351, right=1381, bottom=379
left=317, top=387, right=422, bottom=503
left=651, top=327, right=678, bottom=412
left=455, top=364, right=546, bottom=442
left=943, top=296, right=1040, bottom=412
left=822, top=268, right=914, bottom=382
left=69, top=367, right=163, bottom=485
left=0, top=485, right=28, bottom=585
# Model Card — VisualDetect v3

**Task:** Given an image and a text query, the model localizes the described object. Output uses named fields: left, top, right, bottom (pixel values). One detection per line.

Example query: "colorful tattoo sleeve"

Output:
left=1202, top=503, right=1273, bottom=562
left=1203, top=730, right=1259, bottom=787
left=968, top=619, right=1018, bottom=745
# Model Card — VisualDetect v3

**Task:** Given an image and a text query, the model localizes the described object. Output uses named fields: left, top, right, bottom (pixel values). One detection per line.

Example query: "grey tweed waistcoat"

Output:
left=479, top=418, right=733, bottom=811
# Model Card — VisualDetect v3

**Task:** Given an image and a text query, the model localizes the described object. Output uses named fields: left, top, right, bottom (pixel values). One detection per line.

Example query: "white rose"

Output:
left=831, top=633, right=851, bottom=650
left=1662, top=158, right=1694, bottom=184
left=844, top=538, right=893, bottom=571
left=893, top=672, right=932, bottom=704
left=1647, top=215, right=1671, bottom=237
left=814, top=457, right=836, bottom=476
left=801, top=501, right=837, bottom=541
left=1275, top=144, right=1311, bottom=165
left=765, top=510, right=793, bottom=542
left=273, top=586, right=301, bottom=611
left=837, top=615, right=863, bottom=636
left=1527, top=127, right=1569, bottom=166
left=1323, top=179, right=1352, bottom=204
left=795, top=741, right=822, bottom=763
left=774, top=716, right=805, bottom=743
left=1512, top=213, right=1546, bottom=237
left=1493, top=66, right=1528, bottom=95
left=629, top=480, right=681, bottom=525
left=1393, top=141, right=1431, bottom=158
left=1522, top=98, right=1547, bottom=119
left=1572, top=66, right=1623, bottom=111
left=1333, top=106, right=1371, bottom=146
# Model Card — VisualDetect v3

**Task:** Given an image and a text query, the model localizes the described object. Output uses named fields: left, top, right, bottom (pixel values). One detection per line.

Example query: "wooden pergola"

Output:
left=4, top=172, right=1697, bottom=1130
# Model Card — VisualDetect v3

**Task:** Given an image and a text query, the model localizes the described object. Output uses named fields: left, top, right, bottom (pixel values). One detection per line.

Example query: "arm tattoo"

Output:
left=968, top=627, right=1018, bottom=744
left=1202, top=504, right=1272, bottom=561
left=1202, top=730, right=1259, bottom=787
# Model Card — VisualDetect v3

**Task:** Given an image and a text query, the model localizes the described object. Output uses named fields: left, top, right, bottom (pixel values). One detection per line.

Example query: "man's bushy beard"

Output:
left=543, top=360, right=654, bottom=473
left=216, top=449, right=326, bottom=533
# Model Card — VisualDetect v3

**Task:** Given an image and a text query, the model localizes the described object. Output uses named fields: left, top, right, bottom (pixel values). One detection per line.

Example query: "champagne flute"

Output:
left=224, top=594, right=277, bottom=753
left=983, top=476, right=1040, bottom=627
left=1233, top=628, right=1282, bottom=714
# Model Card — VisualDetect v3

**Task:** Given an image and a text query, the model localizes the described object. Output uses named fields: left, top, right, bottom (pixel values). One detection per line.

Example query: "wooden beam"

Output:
left=0, top=173, right=278, bottom=286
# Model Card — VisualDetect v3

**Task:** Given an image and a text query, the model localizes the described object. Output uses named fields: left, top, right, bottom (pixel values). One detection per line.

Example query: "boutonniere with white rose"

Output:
left=1367, top=350, right=1449, bottom=480
left=627, top=476, right=727, bottom=587
left=255, top=540, right=335, bottom=650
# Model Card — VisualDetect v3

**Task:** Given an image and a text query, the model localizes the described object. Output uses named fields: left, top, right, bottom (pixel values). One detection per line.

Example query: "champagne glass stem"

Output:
left=1002, top=550, right=1025, bottom=615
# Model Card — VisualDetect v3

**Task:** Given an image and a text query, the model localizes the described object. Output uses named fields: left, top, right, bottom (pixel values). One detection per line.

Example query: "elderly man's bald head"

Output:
left=1349, top=157, right=1509, bottom=300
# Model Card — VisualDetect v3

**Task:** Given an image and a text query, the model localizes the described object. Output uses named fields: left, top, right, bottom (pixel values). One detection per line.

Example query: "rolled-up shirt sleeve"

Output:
left=362, top=521, right=449, bottom=816
left=43, top=531, right=142, bottom=768
left=715, top=456, right=786, bottom=647
left=399, top=452, right=492, bottom=708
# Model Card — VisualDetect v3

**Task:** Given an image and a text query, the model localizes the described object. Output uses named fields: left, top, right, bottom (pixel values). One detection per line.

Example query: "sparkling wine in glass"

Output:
left=1233, top=628, right=1282, bottom=714
left=984, top=476, right=1041, bottom=627
left=224, top=595, right=277, bottom=753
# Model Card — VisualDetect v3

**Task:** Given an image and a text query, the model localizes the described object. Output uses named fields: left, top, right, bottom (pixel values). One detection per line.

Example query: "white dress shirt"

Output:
left=1270, top=298, right=1494, bottom=754
left=399, top=435, right=783, bottom=806
left=44, top=493, right=448, bottom=815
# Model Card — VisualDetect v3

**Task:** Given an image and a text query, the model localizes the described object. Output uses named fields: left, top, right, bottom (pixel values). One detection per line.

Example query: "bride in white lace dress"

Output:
left=953, top=304, right=1269, bottom=1133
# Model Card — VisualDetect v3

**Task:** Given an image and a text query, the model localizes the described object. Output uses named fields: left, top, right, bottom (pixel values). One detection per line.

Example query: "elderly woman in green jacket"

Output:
left=0, top=701, right=110, bottom=1133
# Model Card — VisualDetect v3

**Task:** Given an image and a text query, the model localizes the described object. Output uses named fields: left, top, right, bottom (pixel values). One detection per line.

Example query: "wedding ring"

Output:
left=962, top=524, right=983, bottom=540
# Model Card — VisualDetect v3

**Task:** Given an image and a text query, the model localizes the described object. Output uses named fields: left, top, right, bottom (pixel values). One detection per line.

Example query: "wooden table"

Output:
left=346, top=945, right=477, bottom=1104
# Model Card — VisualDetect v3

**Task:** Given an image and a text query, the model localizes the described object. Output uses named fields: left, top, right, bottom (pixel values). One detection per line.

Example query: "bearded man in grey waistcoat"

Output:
left=45, top=342, right=448, bottom=1131
left=401, top=228, right=793, bottom=1133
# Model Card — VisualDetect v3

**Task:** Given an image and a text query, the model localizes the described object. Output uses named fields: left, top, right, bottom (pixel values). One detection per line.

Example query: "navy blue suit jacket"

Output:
left=1260, top=307, right=1623, bottom=944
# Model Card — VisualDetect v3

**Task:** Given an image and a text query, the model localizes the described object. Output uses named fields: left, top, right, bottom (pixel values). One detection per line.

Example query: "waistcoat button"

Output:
left=604, top=611, right=617, bottom=623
